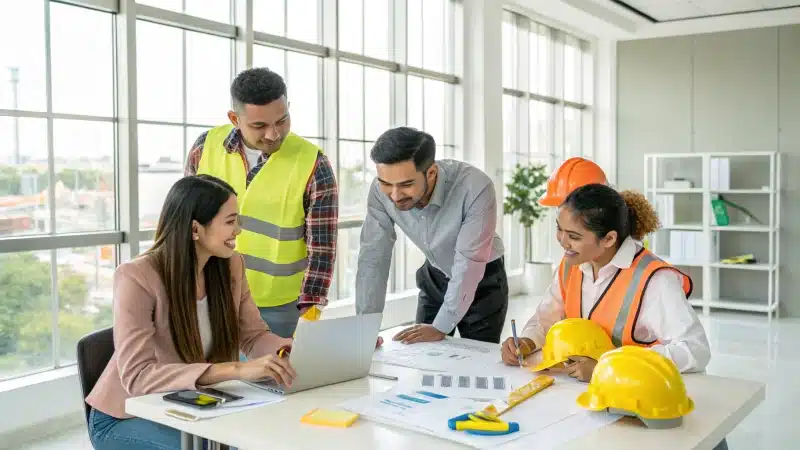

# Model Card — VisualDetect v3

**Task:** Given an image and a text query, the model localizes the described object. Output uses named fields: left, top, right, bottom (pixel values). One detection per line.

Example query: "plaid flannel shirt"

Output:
left=185, top=127, right=337, bottom=309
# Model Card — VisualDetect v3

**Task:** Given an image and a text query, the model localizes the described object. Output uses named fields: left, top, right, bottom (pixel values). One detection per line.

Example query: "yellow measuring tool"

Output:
left=482, top=375, right=555, bottom=417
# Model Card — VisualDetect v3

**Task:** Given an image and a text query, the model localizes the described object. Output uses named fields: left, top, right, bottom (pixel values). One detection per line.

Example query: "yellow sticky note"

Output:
left=300, top=408, right=359, bottom=428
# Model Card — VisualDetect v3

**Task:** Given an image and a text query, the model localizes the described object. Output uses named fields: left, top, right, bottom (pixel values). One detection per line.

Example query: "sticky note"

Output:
left=300, top=408, right=359, bottom=428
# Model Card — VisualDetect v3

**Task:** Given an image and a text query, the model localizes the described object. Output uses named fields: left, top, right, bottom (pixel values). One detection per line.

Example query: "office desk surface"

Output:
left=126, top=330, right=764, bottom=450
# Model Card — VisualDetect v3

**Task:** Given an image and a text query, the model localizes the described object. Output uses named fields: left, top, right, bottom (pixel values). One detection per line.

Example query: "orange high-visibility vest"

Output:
left=558, top=248, right=693, bottom=348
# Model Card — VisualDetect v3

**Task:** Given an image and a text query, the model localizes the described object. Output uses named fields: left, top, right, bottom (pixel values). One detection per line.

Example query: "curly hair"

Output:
left=562, top=184, right=660, bottom=246
left=619, top=190, right=660, bottom=240
left=230, top=67, right=287, bottom=111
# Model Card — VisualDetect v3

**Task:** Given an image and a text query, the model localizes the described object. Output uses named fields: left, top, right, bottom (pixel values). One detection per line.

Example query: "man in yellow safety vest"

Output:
left=185, top=67, right=338, bottom=338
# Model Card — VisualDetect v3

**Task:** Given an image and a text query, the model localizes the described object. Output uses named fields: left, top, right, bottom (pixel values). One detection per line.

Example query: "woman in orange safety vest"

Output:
left=501, top=179, right=711, bottom=381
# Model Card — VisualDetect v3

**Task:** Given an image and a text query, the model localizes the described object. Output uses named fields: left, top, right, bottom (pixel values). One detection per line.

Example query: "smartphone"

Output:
left=163, top=389, right=241, bottom=409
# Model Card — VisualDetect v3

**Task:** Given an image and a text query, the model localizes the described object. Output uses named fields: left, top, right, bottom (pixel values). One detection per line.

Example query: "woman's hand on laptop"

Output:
left=237, top=354, right=297, bottom=387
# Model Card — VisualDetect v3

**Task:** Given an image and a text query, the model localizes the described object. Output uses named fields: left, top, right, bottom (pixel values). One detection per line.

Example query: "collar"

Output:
left=223, top=127, right=243, bottom=154
left=427, top=162, right=446, bottom=208
left=579, top=236, right=639, bottom=275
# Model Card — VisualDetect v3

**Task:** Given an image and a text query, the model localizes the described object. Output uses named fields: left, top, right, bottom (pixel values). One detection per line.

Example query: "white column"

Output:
left=462, top=0, right=504, bottom=227
left=593, top=37, right=617, bottom=185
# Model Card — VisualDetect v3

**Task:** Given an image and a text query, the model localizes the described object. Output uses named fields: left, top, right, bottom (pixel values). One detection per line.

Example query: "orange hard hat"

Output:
left=538, top=157, right=607, bottom=207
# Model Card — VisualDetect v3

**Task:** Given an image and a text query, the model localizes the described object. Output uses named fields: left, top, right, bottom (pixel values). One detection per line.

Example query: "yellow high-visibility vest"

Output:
left=197, top=124, right=319, bottom=308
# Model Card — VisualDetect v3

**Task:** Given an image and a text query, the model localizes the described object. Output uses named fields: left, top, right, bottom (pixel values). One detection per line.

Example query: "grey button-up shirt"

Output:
left=355, top=159, right=505, bottom=333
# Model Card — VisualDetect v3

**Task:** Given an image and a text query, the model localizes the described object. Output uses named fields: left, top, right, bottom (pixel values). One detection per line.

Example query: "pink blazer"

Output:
left=85, top=252, right=284, bottom=419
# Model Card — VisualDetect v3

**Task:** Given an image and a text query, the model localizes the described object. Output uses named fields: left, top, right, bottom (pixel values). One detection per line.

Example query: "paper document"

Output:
left=373, top=339, right=495, bottom=372
left=341, top=382, right=614, bottom=449
left=162, top=381, right=285, bottom=420
left=412, top=372, right=512, bottom=400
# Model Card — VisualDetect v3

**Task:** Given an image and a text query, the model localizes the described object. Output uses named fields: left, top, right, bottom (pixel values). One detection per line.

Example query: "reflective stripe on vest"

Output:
left=559, top=248, right=693, bottom=348
left=196, top=124, right=319, bottom=307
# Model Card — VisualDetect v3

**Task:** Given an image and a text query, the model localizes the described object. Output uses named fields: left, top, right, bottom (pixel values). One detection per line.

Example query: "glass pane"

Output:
left=537, top=26, right=551, bottom=96
left=137, top=21, right=183, bottom=123
left=531, top=101, right=553, bottom=157
left=136, top=0, right=182, bottom=12
left=57, top=245, right=115, bottom=367
left=186, top=31, right=232, bottom=126
left=0, top=117, right=50, bottom=236
left=0, top=250, right=53, bottom=380
left=422, top=0, right=445, bottom=73
left=253, top=45, right=285, bottom=77
left=0, top=0, right=46, bottom=111
left=363, top=68, right=391, bottom=141
left=564, top=107, right=581, bottom=158
left=335, top=226, right=361, bottom=301
left=407, top=0, right=422, bottom=68
left=138, top=124, right=184, bottom=229
left=253, top=0, right=285, bottom=36
left=53, top=120, right=115, bottom=233
left=423, top=79, right=446, bottom=145
left=50, top=4, right=114, bottom=117
left=582, top=43, right=593, bottom=106
left=564, top=36, right=580, bottom=103
left=364, top=0, right=390, bottom=60
left=287, top=52, right=321, bottom=138
left=185, top=0, right=231, bottom=23
left=138, top=240, right=155, bottom=256
left=528, top=25, right=540, bottom=94
left=338, top=0, right=362, bottom=54
left=404, top=236, right=426, bottom=290
left=337, top=141, right=366, bottom=219
left=502, top=11, right=516, bottom=89
left=287, top=0, right=319, bottom=44
left=338, top=63, right=364, bottom=140
left=407, top=76, right=423, bottom=130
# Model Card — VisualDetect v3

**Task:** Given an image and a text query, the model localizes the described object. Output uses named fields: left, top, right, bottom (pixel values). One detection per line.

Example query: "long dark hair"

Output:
left=144, top=175, right=240, bottom=363
left=562, top=183, right=660, bottom=247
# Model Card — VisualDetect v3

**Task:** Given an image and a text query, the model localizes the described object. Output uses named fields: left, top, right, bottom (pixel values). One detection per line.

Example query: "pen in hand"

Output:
left=511, top=319, right=524, bottom=367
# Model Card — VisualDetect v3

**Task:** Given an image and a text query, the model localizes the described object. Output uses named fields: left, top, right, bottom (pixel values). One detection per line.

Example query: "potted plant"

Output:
left=503, top=163, right=551, bottom=295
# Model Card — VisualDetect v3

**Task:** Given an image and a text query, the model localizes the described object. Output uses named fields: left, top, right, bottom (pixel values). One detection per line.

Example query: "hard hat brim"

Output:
left=537, top=193, right=562, bottom=207
left=576, top=391, right=605, bottom=411
left=530, top=359, right=563, bottom=372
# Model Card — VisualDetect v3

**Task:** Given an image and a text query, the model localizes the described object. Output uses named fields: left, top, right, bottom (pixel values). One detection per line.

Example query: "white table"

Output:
left=126, top=330, right=764, bottom=450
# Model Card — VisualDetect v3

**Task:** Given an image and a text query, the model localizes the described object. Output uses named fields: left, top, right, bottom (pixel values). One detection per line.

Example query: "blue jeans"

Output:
left=89, top=408, right=182, bottom=450
left=258, top=300, right=300, bottom=338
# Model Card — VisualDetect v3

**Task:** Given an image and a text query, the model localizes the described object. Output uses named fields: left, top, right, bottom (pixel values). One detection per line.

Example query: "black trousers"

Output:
left=415, top=258, right=509, bottom=344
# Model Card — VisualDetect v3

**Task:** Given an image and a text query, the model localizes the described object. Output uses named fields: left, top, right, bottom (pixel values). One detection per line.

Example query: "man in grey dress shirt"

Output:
left=355, top=127, right=508, bottom=344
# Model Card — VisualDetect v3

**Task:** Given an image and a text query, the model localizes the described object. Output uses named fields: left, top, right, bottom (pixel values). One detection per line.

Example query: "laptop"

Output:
left=246, top=313, right=383, bottom=395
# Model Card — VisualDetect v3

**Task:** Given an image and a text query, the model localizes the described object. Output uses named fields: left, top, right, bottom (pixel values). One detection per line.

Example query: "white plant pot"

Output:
left=524, top=261, right=554, bottom=295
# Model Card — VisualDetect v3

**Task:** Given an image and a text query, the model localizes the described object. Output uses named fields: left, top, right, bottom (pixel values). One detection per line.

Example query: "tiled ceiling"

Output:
left=611, top=0, right=800, bottom=22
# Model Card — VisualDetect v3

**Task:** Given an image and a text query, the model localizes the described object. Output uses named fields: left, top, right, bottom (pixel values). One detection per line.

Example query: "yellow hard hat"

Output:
left=530, top=318, right=615, bottom=372
left=576, top=346, right=694, bottom=426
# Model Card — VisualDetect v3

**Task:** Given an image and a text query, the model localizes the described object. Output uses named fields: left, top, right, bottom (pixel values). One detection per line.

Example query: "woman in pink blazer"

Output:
left=85, top=175, right=296, bottom=450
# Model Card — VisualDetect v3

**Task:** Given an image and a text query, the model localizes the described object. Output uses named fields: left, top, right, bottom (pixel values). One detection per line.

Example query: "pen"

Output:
left=368, top=372, right=399, bottom=381
left=511, top=319, right=523, bottom=367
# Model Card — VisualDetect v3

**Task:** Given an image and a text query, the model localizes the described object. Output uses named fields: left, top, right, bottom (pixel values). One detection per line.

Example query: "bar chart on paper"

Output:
left=373, top=340, right=494, bottom=372
left=416, top=373, right=512, bottom=400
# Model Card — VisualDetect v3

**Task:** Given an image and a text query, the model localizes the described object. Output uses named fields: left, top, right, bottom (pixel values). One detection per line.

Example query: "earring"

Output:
left=193, top=235, right=199, bottom=241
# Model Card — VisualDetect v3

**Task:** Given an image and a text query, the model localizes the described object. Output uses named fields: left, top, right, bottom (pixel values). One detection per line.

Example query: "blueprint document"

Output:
left=372, top=339, right=496, bottom=372
left=412, top=372, right=513, bottom=400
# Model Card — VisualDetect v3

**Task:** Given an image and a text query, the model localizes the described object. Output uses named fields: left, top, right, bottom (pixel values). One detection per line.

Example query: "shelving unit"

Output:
left=644, top=152, right=781, bottom=320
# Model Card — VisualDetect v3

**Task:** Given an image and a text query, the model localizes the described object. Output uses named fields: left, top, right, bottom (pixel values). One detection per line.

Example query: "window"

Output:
left=136, top=19, right=234, bottom=227
left=502, top=11, right=592, bottom=266
left=254, top=0, right=320, bottom=44
left=1, top=1, right=462, bottom=384
left=136, top=0, right=232, bottom=23
left=0, top=2, right=118, bottom=382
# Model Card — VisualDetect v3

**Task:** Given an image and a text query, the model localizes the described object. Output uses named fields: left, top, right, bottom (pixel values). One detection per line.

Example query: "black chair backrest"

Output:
left=76, top=327, right=115, bottom=424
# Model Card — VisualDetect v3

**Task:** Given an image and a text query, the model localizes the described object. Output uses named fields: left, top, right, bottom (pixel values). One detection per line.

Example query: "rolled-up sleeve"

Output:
left=355, top=181, right=397, bottom=315
left=431, top=182, right=497, bottom=334
left=520, top=269, right=565, bottom=351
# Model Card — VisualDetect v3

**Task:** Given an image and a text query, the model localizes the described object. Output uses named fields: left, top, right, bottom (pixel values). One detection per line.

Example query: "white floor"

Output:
left=15, top=295, right=800, bottom=449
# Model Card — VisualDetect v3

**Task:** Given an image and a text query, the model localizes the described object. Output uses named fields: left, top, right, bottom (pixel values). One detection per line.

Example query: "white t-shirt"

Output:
left=197, top=296, right=213, bottom=359
left=244, top=145, right=263, bottom=171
